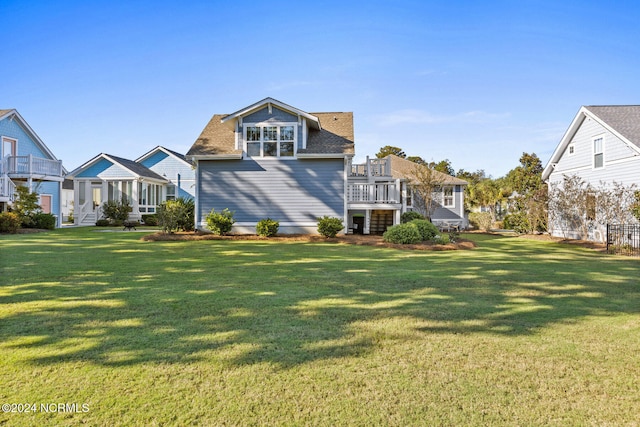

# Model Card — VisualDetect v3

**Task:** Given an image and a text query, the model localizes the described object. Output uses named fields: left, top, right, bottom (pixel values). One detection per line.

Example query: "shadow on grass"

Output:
left=1, top=230, right=638, bottom=369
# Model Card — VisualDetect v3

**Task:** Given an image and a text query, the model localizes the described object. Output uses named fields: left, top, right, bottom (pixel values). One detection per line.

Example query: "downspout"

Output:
left=343, top=156, right=349, bottom=234
left=194, top=160, right=200, bottom=230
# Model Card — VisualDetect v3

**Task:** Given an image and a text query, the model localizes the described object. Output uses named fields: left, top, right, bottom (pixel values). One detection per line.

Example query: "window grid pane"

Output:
left=264, top=127, right=277, bottom=141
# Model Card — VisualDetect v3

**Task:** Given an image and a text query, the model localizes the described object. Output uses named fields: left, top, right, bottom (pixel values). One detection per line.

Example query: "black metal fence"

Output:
left=607, top=224, right=640, bottom=257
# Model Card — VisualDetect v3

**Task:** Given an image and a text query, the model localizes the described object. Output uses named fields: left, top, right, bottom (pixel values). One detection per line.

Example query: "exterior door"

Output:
left=92, top=184, right=102, bottom=213
left=40, top=195, right=52, bottom=214
left=2, top=137, right=17, bottom=172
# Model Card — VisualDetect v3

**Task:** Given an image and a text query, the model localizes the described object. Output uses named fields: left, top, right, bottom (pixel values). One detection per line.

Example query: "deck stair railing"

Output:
left=0, top=176, right=17, bottom=201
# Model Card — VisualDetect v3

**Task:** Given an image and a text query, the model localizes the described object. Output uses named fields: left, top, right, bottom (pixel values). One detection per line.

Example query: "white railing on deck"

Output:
left=349, top=157, right=391, bottom=177
left=4, top=155, right=63, bottom=177
left=0, top=176, right=17, bottom=200
left=347, top=183, right=399, bottom=203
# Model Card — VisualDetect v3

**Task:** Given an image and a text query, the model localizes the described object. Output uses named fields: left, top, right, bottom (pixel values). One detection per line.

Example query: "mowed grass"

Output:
left=0, top=228, right=638, bottom=426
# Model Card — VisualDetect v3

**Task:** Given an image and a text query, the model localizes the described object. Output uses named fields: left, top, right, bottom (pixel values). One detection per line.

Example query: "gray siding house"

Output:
left=542, top=105, right=640, bottom=241
left=187, top=98, right=467, bottom=234
left=187, top=98, right=354, bottom=234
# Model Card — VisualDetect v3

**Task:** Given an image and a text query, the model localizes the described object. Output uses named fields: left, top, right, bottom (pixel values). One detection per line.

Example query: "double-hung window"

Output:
left=443, top=186, right=454, bottom=208
left=244, top=124, right=296, bottom=158
left=593, top=137, right=604, bottom=169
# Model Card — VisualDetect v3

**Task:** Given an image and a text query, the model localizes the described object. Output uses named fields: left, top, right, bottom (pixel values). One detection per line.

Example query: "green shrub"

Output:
left=32, top=212, right=56, bottom=230
left=383, top=223, right=422, bottom=244
left=206, top=208, right=235, bottom=235
left=401, top=211, right=424, bottom=223
left=503, top=212, right=531, bottom=234
left=175, top=197, right=195, bottom=232
left=96, top=219, right=111, bottom=226
left=101, top=197, right=132, bottom=223
left=142, top=214, right=158, bottom=226
left=410, top=219, right=439, bottom=241
left=317, top=216, right=344, bottom=238
left=432, top=234, right=450, bottom=245
left=158, top=201, right=182, bottom=233
left=256, top=218, right=279, bottom=237
left=156, top=198, right=194, bottom=233
left=13, top=186, right=40, bottom=228
left=0, top=212, right=21, bottom=233
left=468, top=212, right=492, bottom=231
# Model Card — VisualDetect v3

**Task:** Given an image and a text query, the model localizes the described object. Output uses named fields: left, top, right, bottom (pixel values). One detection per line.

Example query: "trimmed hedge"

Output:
left=382, top=223, right=422, bottom=244
left=206, top=208, right=235, bottom=235
left=142, top=214, right=158, bottom=226
left=256, top=218, right=279, bottom=237
left=410, top=219, right=439, bottom=241
left=401, top=211, right=424, bottom=223
left=317, top=216, right=344, bottom=238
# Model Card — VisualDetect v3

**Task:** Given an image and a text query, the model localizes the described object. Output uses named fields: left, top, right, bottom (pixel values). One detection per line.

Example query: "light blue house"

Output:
left=0, top=109, right=65, bottom=226
left=187, top=98, right=467, bottom=234
left=136, top=146, right=196, bottom=200
left=68, top=146, right=194, bottom=225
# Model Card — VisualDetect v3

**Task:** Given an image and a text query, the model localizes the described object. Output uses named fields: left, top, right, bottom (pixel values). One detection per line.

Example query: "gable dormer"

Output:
left=187, top=98, right=354, bottom=161
left=221, top=98, right=321, bottom=159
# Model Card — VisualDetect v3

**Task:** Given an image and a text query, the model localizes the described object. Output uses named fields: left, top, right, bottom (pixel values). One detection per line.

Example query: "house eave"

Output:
left=188, top=154, right=244, bottom=161
left=542, top=105, right=640, bottom=181
left=220, top=97, right=322, bottom=130
left=296, top=153, right=353, bottom=159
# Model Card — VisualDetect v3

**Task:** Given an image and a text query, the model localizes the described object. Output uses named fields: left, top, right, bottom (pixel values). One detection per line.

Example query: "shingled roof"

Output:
left=387, top=154, right=468, bottom=185
left=543, top=105, right=640, bottom=181
left=584, top=105, right=640, bottom=147
left=187, top=104, right=354, bottom=158
left=68, top=153, right=168, bottom=182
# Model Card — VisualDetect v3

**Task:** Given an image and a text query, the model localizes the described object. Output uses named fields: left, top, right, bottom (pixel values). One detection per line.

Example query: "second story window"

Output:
left=244, top=124, right=296, bottom=158
left=593, top=137, right=604, bottom=169
left=443, top=186, right=454, bottom=207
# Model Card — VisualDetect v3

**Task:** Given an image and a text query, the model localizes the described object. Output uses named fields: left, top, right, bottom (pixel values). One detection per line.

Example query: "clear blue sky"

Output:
left=3, top=0, right=640, bottom=177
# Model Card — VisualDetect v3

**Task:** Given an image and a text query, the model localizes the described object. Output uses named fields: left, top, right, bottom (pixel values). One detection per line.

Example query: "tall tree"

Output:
left=376, top=145, right=406, bottom=159
left=428, top=159, right=454, bottom=176
left=504, top=152, right=547, bottom=233
left=406, top=155, right=427, bottom=165
left=408, top=164, right=446, bottom=221
left=505, top=152, right=544, bottom=196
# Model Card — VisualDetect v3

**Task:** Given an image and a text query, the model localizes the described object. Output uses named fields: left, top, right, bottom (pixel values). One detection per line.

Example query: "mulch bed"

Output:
left=141, top=231, right=477, bottom=251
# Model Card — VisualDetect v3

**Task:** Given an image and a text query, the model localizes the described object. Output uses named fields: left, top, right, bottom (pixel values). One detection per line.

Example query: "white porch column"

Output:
left=57, top=180, right=63, bottom=228
left=131, top=180, right=140, bottom=220
left=73, top=180, right=79, bottom=225
left=364, top=210, right=371, bottom=235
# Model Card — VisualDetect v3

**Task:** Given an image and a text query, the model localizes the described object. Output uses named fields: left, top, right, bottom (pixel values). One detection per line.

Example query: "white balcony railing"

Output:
left=0, top=176, right=17, bottom=200
left=347, top=183, right=400, bottom=204
left=349, top=156, right=391, bottom=177
left=3, top=155, right=64, bottom=178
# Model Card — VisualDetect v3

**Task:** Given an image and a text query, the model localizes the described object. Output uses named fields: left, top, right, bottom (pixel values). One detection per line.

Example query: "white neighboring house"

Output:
left=542, top=105, right=640, bottom=242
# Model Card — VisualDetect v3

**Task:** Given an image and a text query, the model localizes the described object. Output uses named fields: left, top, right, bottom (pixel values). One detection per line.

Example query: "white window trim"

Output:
left=242, top=122, right=298, bottom=159
left=568, top=143, right=575, bottom=155
left=592, top=135, right=605, bottom=170
left=2, top=136, right=18, bottom=158
left=442, top=186, right=455, bottom=208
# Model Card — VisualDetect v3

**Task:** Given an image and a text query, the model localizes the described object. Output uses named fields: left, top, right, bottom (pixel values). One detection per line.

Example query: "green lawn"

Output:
left=1, top=228, right=638, bottom=426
